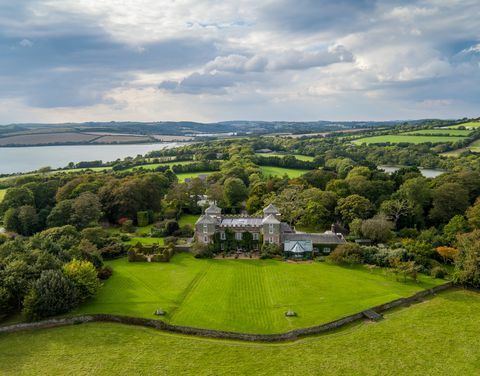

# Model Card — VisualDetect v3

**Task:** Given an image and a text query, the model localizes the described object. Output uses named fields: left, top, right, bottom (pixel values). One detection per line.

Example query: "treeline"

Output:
left=0, top=225, right=127, bottom=321
left=171, top=161, right=222, bottom=174
left=254, top=155, right=318, bottom=170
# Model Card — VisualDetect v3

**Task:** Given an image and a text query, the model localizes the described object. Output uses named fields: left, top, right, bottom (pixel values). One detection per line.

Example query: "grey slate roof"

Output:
left=263, top=204, right=280, bottom=215
left=262, top=214, right=281, bottom=224
left=205, top=203, right=222, bottom=214
left=220, top=217, right=263, bottom=227
left=284, top=232, right=346, bottom=244
left=196, top=214, right=218, bottom=225
left=281, top=223, right=294, bottom=233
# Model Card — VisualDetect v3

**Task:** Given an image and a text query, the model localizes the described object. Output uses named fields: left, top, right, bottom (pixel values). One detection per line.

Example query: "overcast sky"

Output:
left=0, top=0, right=479, bottom=123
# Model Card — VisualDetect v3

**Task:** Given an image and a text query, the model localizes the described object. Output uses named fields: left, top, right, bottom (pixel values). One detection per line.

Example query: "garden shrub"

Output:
left=63, top=259, right=101, bottom=302
left=137, top=211, right=149, bottom=227
left=192, top=242, right=213, bottom=259
left=165, top=220, right=180, bottom=236
left=260, top=243, right=282, bottom=259
left=100, top=243, right=127, bottom=260
left=97, top=265, right=113, bottom=280
left=121, top=219, right=134, bottom=233
left=0, top=287, right=13, bottom=318
left=430, top=266, right=447, bottom=279
left=328, top=243, right=363, bottom=265
left=22, top=270, right=78, bottom=321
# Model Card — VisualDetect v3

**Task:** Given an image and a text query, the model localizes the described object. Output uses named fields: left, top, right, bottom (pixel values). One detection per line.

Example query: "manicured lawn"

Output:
left=256, top=152, right=315, bottom=161
left=0, top=189, right=6, bottom=202
left=175, top=171, right=215, bottom=182
left=135, top=225, right=154, bottom=235
left=2, top=289, right=479, bottom=375
left=353, top=135, right=466, bottom=145
left=74, top=253, right=443, bottom=334
left=125, top=237, right=164, bottom=246
left=260, top=166, right=309, bottom=179
left=178, top=214, right=199, bottom=227
left=403, top=129, right=473, bottom=136
left=448, top=121, right=480, bottom=129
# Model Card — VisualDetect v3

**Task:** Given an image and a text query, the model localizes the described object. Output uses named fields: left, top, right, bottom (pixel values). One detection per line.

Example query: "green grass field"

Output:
left=127, top=160, right=196, bottom=172
left=125, top=237, right=164, bottom=246
left=353, top=135, right=467, bottom=145
left=468, top=139, right=480, bottom=152
left=175, top=171, right=215, bottom=182
left=178, top=214, right=199, bottom=226
left=73, top=254, right=443, bottom=334
left=260, top=166, right=309, bottom=179
left=256, top=153, right=315, bottom=161
left=448, top=121, right=480, bottom=129
left=403, top=129, right=473, bottom=136
left=0, top=189, right=6, bottom=202
left=1, top=289, right=479, bottom=375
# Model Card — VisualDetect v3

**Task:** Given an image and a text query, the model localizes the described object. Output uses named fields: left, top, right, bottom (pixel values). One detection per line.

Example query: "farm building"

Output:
left=195, top=203, right=345, bottom=258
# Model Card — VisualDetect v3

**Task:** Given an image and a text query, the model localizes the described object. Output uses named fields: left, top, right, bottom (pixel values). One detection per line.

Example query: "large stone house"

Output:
left=195, top=203, right=346, bottom=258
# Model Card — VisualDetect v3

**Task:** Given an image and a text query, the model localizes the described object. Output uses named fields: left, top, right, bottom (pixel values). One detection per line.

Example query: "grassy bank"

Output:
left=1, top=289, right=479, bottom=375
left=73, top=254, right=443, bottom=334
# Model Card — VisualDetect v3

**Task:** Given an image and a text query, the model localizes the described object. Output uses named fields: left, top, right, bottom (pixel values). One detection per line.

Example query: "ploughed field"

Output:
left=2, top=289, right=479, bottom=375
left=73, top=253, right=442, bottom=334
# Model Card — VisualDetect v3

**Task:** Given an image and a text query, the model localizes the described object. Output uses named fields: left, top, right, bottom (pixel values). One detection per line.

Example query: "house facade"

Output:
left=195, top=203, right=346, bottom=258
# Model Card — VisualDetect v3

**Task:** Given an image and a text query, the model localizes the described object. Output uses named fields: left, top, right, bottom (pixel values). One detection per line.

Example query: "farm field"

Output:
left=91, top=135, right=153, bottom=143
left=2, top=289, right=479, bottom=375
left=175, top=171, right=215, bottom=182
left=260, top=165, right=309, bottom=178
left=256, top=152, right=315, bottom=161
left=448, top=121, right=480, bottom=129
left=0, top=132, right=98, bottom=146
left=0, top=189, right=6, bottom=202
left=403, top=129, right=473, bottom=136
left=441, top=138, right=480, bottom=157
left=353, top=135, right=466, bottom=145
left=468, top=139, right=480, bottom=152
left=74, top=254, right=443, bottom=334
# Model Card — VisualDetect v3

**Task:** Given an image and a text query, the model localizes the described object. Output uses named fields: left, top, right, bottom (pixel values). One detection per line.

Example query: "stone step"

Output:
left=363, top=309, right=383, bottom=321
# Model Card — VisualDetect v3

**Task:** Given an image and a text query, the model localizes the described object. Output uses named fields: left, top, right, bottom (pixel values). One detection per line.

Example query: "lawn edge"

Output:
left=0, top=282, right=453, bottom=342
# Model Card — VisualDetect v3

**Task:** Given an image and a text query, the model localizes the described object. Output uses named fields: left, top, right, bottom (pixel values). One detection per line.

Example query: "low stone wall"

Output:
left=0, top=282, right=453, bottom=342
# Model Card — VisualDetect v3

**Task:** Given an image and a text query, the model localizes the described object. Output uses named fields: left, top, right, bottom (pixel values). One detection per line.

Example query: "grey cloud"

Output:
left=260, top=0, right=376, bottom=34
left=159, top=72, right=238, bottom=94
left=160, top=46, right=354, bottom=94
left=0, top=1, right=219, bottom=107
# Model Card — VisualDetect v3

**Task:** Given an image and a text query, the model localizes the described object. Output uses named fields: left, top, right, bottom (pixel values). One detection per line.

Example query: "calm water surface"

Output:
left=0, top=143, right=181, bottom=174
left=378, top=165, right=446, bottom=178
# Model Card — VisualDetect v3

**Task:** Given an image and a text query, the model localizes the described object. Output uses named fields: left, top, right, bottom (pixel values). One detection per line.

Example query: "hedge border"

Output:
left=0, top=282, right=453, bottom=343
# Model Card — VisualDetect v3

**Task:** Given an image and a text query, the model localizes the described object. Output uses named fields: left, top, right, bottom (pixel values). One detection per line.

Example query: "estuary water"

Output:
left=0, top=143, right=182, bottom=174
left=378, top=165, right=446, bottom=178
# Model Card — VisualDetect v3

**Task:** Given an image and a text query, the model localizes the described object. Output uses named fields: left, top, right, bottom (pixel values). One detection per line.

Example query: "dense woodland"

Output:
left=2, top=128, right=480, bottom=322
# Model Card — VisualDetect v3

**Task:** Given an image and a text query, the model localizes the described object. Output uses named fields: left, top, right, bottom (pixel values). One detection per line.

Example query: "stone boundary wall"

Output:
left=0, top=282, right=453, bottom=342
